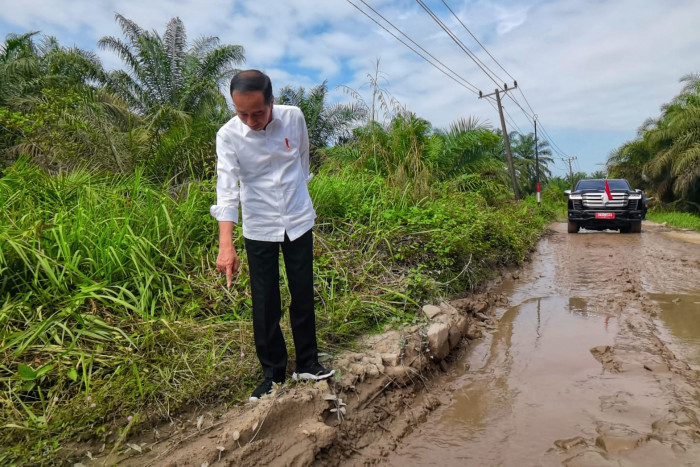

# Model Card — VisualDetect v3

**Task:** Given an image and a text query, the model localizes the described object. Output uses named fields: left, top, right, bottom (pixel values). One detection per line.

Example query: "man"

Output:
left=210, top=69, right=334, bottom=401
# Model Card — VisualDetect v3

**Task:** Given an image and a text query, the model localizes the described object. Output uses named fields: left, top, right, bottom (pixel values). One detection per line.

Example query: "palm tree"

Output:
left=98, top=14, right=245, bottom=119
left=644, top=79, right=700, bottom=202
left=0, top=32, right=126, bottom=172
left=428, top=117, right=503, bottom=179
left=610, top=73, right=700, bottom=206
left=98, top=14, right=246, bottom=180
left=424, top=117, right=510, bottom=198
left=509, top=132, right=554, bottom=196
left=0, top=32, right=104, bottom=105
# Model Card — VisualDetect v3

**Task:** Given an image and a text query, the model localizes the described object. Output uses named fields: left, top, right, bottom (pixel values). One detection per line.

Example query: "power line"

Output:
left=348, top=0, right=573, bottom=164
left=505, top=93, right=534, bottom=120
left=440, top=0, right=516, bottom=83
left=435, top=0, right=574, bottom=158
left=537, top=121, right=570, bottom=158
left=415, top=0, right=505, bottom=89
left=502, top=104, right=523, bottom=134
left=346, top=0, right=480, bottom=95
left=440, top=0, right=542, bottom=122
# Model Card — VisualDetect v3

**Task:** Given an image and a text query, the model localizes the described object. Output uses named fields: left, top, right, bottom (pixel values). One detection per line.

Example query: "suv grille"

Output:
left=581, top=193, right=629, bottom=209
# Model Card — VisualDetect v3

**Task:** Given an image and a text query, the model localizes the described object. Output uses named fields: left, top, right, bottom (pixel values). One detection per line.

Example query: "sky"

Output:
left=1, top=0, right=699, bottom=177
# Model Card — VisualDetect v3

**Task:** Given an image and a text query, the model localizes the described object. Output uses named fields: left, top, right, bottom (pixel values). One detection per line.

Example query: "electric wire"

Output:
left=437, top=0, right=570, bottom=157
left=353, top=0, right=480, bottom=94
left=442, top=0, right=542, bottom=132
left=441, top=0, right=517, bottom=84
left=415, top=0, right=505, bottom=89
left=537, top=121, right=570, bottom=158
left=346, top=0, right=480, bottom=95
left=503, top=105, right=524, bottom=135
left=348, top=0, right=574, bottom=170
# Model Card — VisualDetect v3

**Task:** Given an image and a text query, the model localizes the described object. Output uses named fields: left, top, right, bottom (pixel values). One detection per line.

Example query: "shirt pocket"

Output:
left=285, top=178, right=313, bottom=215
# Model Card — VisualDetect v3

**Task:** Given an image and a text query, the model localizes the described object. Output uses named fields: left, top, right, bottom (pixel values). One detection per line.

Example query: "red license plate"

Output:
left=595, top=212, right=615, bottom=219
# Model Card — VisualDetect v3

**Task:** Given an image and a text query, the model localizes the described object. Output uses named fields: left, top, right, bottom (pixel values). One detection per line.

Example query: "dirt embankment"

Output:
left=84, top=222, right=700, bottom=466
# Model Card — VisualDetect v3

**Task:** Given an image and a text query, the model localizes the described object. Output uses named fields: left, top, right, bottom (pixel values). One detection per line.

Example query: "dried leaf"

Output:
left=196, top=415, right=204, bottom=431
left=217, top=446, right=225, bottom=452
left=323, top=394, right=338, bottom=401
left=126, top=443, right=142, bottom=453
left=233, top=430, right=240, bottom=441
left=201, top=463, right=209, bottom=467
left=252, top=420, right=258, bottom=431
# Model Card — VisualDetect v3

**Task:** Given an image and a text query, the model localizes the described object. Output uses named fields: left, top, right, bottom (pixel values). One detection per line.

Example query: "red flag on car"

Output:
left=604, top=179, right=613, bottom=200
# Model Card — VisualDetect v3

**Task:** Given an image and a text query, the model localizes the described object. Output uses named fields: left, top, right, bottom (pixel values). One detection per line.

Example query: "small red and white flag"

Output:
left=604, top=179, right=613, bottom=201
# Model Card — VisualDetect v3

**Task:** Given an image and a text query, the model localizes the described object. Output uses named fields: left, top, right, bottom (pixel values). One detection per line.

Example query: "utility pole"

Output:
left=563, top=156, right=577, bottom=190
left=479, top=82, right=520, bottom=200
left=534, top=115, right=540, bottom=206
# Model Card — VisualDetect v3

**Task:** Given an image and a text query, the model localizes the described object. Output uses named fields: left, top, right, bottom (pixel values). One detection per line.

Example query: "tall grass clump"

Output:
left=308, top=165, right=556, bottom=345
left=0, top=159, right=258, bottom=463
left=647, top=211, right=700, bottom=231
left=1, top=159, right=557, bottom=463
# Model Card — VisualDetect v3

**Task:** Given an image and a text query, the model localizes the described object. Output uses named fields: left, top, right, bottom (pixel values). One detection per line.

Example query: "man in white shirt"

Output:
left=210, top=70, right=334, bottom=401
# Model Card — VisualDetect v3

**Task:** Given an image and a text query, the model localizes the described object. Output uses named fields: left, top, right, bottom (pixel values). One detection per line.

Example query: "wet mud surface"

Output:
left=384, top=222, right=700, bottom=466
left=89, top=222, right=700, bottom=466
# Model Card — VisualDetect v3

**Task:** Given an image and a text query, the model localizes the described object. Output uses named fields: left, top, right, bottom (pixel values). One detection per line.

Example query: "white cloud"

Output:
left=1, top=0, right=699, bottom=174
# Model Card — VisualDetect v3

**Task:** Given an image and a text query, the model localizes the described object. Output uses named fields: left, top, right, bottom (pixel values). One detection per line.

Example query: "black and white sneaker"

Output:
left=292, top=362, right=335, bottom=381
left=249, top=378, right=274, bottom=401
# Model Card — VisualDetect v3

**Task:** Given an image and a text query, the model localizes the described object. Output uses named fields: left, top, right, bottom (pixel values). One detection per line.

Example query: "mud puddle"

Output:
left=386, top=296, right=620, bottom=466
left=379, top=223, right=700, bottom=466
left=651, top=292, right=700, bottom=369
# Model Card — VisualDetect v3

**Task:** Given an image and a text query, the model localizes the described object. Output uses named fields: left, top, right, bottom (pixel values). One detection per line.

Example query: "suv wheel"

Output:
left=567, top=221, right=580, bottom=233
left=630, top=222, right=642, bottom=233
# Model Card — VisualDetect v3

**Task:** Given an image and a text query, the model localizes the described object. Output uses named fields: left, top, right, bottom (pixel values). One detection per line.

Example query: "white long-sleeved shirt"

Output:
left=209, top=105, right=316, bottom=242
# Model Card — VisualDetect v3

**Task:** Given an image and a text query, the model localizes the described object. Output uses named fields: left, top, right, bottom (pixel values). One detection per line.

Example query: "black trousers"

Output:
left=244, top=229, right=318, bottom=381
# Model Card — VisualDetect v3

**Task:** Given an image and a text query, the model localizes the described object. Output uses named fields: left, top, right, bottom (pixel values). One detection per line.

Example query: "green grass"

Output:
left=647, top=211, right=700, bottom=231
left=0, top=160, right=558, bottom=464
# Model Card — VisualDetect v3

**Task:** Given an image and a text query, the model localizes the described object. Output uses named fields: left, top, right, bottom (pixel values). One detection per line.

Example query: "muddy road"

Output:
left=383, top=222, right=700, bottom=466
left=105, top=222, right=700, bottom=466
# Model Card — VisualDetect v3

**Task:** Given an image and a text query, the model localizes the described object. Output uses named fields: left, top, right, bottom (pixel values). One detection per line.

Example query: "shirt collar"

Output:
left=240, top=106, right=281, bottom=136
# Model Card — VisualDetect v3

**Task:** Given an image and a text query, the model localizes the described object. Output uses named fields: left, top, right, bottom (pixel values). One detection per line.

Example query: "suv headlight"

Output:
left=628, top=194, right=642, bottom=200
left=569, top=194, right=583, bottom=200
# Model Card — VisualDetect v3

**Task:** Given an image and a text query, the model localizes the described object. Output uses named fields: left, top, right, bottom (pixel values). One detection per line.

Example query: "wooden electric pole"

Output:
left=563, top=156, right=577, bottom=190
left=480, top=83, right=520, bottom=200
left=534, top=115, right=540, bottom=206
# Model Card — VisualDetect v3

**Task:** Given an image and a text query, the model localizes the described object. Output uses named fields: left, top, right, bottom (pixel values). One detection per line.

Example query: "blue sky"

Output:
left=2, top=0, right=699, bottom=177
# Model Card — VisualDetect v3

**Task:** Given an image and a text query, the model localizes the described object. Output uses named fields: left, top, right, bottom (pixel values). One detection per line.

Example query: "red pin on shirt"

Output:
left=285, top=138, right=290, bottom=150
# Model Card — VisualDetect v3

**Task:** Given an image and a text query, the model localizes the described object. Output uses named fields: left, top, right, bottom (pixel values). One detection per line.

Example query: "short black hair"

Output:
left=230, top=69, right=273, bottom=105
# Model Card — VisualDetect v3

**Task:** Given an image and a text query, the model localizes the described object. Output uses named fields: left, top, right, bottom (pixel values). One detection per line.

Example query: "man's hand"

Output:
left=217, top=246, right=239, bottom=288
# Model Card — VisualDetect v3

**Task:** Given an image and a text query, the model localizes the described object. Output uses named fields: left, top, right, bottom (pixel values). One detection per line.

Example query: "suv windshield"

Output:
left=575, top=179, right=631, bottom=191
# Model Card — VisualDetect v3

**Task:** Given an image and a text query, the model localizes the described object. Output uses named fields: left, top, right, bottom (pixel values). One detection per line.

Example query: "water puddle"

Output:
left=650, top=292, right=700, bottom=368
left=387, top=296, right=620, bottom=465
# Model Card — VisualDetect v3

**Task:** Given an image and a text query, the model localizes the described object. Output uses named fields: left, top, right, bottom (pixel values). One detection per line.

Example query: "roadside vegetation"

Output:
left=646, top=212, right=700, bottom=231
left=1, top=16, right=564, bottom=464
left=607, top=74, right=700, bottom=214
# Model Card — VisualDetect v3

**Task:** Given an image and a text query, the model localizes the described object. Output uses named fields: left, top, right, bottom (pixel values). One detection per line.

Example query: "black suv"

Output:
left=565, top=179, right=644, bottom=233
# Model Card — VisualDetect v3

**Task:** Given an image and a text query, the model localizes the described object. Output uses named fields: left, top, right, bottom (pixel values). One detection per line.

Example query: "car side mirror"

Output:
left=564, top=189, right=571, bottom=195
